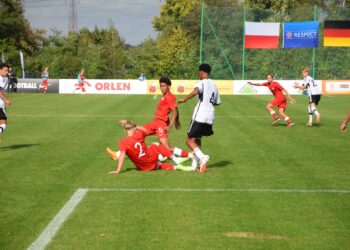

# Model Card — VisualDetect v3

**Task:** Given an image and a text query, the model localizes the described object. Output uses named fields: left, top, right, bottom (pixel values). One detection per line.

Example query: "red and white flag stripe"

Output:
left=245, top=22, right=280, bottom=49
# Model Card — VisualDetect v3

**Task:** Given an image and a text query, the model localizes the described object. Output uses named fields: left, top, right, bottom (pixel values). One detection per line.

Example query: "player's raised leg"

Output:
left=266, top=103, right=280, bottom=125
left=278, top=107, right=294, bottom=128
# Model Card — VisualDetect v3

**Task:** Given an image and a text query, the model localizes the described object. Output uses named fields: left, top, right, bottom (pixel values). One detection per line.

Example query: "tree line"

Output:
left=1, top=0, right=349, bottom=80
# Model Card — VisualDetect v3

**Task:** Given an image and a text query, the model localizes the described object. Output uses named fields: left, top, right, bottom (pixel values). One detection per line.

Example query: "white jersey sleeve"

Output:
left=192, top=79, right=220, bottom=124
left=302, top=76, right=321, bottom=96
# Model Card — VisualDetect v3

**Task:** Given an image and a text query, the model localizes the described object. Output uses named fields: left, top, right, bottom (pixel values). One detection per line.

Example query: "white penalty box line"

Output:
left=27, top=187, right=350, bottom=250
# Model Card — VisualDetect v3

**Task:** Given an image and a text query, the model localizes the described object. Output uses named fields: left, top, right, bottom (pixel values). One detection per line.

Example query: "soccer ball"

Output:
left=158, top=154, right=168, bottom=162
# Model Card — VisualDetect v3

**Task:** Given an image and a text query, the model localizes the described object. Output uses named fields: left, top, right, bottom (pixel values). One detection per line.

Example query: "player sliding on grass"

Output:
left=0, top=63, right=12, bottom=138
left=248, top=73, right=296, bottom=128
left=107, top=77, right=192, bottom=162
left=178, top=63, right=221, bottom=173
left=107, top=120, right=193, bottom=174
left=293, top=67, right=321, bottom=127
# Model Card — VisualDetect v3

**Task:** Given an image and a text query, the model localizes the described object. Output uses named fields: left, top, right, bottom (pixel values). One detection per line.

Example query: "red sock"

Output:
left=160, top=163, right=174, bottom=170
left=158, top=145, right=172, bottom=158
left=181, top=151, right=189, bottom=157
left=271, top=111, right=278, bottom=119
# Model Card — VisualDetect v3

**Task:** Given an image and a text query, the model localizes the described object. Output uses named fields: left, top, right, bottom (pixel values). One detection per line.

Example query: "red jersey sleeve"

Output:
left=262, top=82, right=269, bottom=86
left=166, top=93, right=177, bottom=110
left=118, top=139, right=127, bottom=152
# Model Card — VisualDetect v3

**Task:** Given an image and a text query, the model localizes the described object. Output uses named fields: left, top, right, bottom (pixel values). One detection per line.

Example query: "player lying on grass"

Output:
left=0, top=63, right=12, bottom=137
left=248, top=73, right=296, bottom=128
left=108, top=77, right=192, bottom=162
left=340, top=111, right=350, bottom=132
left=178, top=63, right=221, bottom=173
left=107, top=120, right=193, bottom=174
left=294, top=67, right=321, bottom=127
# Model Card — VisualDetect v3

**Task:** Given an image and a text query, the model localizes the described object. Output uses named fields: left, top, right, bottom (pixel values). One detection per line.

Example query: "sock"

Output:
left=175, top=165, right=194, bottom=172
left=194, top=148, right=205, bottom=160
left=308, top=105, right=313, bottom=123
left=192, top=155, right=199, bottom=169
left=270, top=111, right=278, bottom=119
left=0, top=124, right=6, bottom=134
left=312, top=107, right=319, bottom=117
left=159, top=163, right=174, bottom=171
left=285, top=117, right=292, bottom=124
left=173, top=147, right=189, bottom=157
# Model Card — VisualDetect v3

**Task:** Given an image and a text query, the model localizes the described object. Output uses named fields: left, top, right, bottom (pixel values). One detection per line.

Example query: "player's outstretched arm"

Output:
left=178, top=88, right=199, bottom=104
left=175, top=107, right=181, bottom=129
left=340, top=111, right=350, bottom=132
left=109, top=151, right=126, bottom=174
left=293, top=82, right=305, bottom=90
left=247, top=81, right=263, bottom=86
left=136, top=125, right=148, bottom=133
left=0, top=91, right=12, bottom=106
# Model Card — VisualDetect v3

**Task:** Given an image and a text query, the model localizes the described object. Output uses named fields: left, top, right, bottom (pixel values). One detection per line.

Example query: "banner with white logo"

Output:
left=59, top=79, right=147, bottom=94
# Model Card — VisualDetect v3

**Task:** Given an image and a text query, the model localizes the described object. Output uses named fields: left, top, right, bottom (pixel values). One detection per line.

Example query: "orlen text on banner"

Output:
left=283, top=21, right=319, bottom=48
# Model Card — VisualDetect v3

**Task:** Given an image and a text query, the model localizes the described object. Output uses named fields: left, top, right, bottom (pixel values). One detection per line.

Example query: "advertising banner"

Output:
left=15, top=79, right=59, bottom=93
left=59, top=79, right=147, bottom=94
left=323, top=80, right=350, bottom=95
left=233, top=80, right=322, bottom=95
left=283, top=21, right=319, bottom=48
left=147, top=80, right=233, bottom=95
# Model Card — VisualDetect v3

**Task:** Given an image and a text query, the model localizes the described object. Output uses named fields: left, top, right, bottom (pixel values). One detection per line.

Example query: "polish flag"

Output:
left=245, top=22, right=280, bottom=49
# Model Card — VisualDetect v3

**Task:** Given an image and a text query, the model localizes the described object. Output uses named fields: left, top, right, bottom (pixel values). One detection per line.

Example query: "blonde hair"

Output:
left=302, top=67, right=310, bottom=73
left=122, top=120, right=136, bottom=131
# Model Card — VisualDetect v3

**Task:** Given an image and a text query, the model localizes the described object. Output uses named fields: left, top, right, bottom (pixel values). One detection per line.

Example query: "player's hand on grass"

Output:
left=290, top=98, right=296, bottom=104
left=108, top=170, right=120, bottom=174
left=119, top=120, right=127, bottom=126
left=340, top=122, right=347, bottom=132
left=5, top=100, right=12, bottom=106
left=165, top=126, right=171, bottom=133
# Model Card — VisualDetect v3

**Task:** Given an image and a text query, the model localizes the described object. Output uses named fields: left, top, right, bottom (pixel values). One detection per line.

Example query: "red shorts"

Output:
left=270, top=98, right=287, bottom=109
left=136, top=144, right=159, bottom=171
left=143, top=120, right=168, bottom=139
left=43, top=80, right=48, bottom=86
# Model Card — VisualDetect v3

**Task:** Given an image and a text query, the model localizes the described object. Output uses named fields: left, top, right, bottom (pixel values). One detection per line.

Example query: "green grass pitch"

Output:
left=1, top=93, right=349, bottom=249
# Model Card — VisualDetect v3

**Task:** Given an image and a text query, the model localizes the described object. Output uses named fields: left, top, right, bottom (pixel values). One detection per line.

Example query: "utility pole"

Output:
left=68, top=0, right=78, bottom=33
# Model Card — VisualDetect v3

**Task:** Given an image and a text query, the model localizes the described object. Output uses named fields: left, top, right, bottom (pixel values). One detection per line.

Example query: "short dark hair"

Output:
left=199, top=63, right=211, bottom=74
left=0, top=63, right=9, bottom=70
left=159, top=76, right=171, bottom=86
left=266, top=73, right=274, bottom=78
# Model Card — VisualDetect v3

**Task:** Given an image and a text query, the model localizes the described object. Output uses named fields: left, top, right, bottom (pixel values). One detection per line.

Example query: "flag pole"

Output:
left=242, top=3, right=246, bottom=80
left=312, top=3, right=317, bottom=78
left=200, top=1, right=205, bottom=64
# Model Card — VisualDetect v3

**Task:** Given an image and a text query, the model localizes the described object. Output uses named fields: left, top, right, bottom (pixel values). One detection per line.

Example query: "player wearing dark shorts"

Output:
left=248, top=73, right=296, bottom=128
left=294, top=67, right=322, bottom=126
left=0, top=63, right=12, bottom=137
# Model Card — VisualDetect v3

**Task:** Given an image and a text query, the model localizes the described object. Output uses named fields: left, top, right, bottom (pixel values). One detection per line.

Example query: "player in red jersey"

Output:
left=109, top=77, right=191, bottom=162
left=41, top=67, right=49, bottom=94
left=74, top=68, right=91, bottom=93
left=248, top=73, right=296, bottom=128
left=108, top=120, right=193, bottom=174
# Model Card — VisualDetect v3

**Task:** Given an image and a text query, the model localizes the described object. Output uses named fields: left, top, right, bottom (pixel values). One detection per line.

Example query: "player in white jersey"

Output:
left=178, top=63, right=221, bottom=173
left=0, top=63, right=12, bottom=137
left=294, top=67, right=321, bottom=126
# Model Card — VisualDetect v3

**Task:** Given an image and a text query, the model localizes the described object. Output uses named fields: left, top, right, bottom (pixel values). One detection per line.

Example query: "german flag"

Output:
left=324, top=21, right=350, bottom=47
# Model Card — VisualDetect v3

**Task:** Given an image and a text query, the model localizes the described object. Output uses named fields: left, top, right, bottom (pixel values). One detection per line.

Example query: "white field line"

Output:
left=27, top=188, right=88, bottom=250
left=27, top=187, right=349, bottom=249
left=10, top=114, right=346, bottom=118
left=88, top=188, right=350, bottom=193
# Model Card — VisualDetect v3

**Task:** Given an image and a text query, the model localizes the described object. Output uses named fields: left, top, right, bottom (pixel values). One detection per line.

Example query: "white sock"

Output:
left=194, top=148, right=205, bottom=160
left=192, top=155, right=199, bottom=169
left=0, top=124, right=6, bottom=134
left=308, top=105, right=313, bottom=123
left=308, top=115, right=313, bottom=123
left=312, top=108, right=319, bottom=117
left=173, top=147, right=182, bottom=157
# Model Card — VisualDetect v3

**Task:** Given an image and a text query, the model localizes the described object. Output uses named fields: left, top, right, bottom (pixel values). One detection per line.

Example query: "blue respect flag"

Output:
left=283, top=21, right=319, bottom=48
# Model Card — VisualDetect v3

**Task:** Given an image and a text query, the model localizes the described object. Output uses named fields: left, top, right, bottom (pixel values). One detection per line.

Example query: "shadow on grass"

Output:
left=0, top=144, right=39, bottom=151
left=209, top=160, right=233, bottom=168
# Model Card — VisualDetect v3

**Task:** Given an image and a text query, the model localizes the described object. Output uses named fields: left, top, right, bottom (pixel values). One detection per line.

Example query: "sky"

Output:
left=23, top=0, right=161, bottom=45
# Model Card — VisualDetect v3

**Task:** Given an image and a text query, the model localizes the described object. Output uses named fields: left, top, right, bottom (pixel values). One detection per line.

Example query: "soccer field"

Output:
left=1, top=94, right=349, bottom=250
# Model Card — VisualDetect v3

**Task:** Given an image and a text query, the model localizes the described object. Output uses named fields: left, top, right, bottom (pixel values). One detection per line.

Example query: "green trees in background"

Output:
left=1, top=0, right=349, bottom=79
